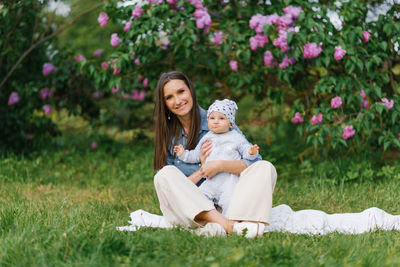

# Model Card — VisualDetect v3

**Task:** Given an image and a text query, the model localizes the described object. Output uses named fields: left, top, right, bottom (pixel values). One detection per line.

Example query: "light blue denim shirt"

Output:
left=166, top=106, right=262, bottom=178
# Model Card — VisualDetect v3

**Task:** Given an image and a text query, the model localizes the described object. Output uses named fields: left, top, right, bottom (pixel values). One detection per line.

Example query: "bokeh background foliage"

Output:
left=1, top=0, right=399, bottom=160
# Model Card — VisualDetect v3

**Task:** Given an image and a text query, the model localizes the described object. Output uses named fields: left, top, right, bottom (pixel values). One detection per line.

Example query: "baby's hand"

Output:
left=248, top=144, right=259, bottom=155
left=174, top=144, right=184, bottom=157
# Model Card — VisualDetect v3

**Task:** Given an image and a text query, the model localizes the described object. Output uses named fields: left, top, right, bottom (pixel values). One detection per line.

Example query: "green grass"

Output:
left=1, top=136, right=400, bottom=266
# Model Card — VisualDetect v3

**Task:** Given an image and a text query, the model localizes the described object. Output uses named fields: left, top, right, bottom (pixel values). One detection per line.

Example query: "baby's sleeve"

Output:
left=235, top=132, right=258, bottom=160
left=178, top=134, right=209, bottom=163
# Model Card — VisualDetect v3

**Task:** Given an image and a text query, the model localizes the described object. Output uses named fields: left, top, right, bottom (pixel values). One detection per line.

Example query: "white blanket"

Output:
left=117, top=204, right=400, bottom=235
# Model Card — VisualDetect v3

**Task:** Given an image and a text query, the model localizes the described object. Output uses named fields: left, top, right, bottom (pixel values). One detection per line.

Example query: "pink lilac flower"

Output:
left=310, top=113, right=323, bottom=125
left=193, top=9, right=211, bottom=31
left=342, top=125, right=355, bottom=139
left=138, top=75, right=143, bottom=81
left=279, top=55, right=290, bottom=69
left=362, top=31, right=370, bottom=43
left=132, top=6, right=143, bottom=18
left=189, top=0, right=203, bottom=9
left=124, top=20, right=132, bottom=32
left=97, top=12, right=109, bottom=27
left=129, top=51, right=136, bottom=61
left=360, top=90, right=366, bottom=99
left=110, top=33, right=121, bottom=47
left=94, top=49, right=103, bottom=57
left=101, top=62, right=109, bottom=69
left=229, top=60, right=238, bottom=71
left=26, top=134, right=33, bottom=140
left=134, top=58, right=141, bottom=66
left=132, top=89, right=139, bottom=100
left=264, top=51, right=276, bottom=67
left=92, top=91, right=101, bottom=99
left=42, top=63, right=56, bottom=76
left=276, top=14, right=293, bottom=31
left=74, top=54, right=85, bottom=63
left=91, top=141, right=98, bottom=150
left=113, top=65, right=121, bottom=75
left=112, top=85, right=120, bottom=94
left=42, top=105, right=52, bottom=116
left=40, top=88, right=53, bottom=100
left=362, top=99, right=369, bottom=109
left=381, top=98, right=394, bottom=110
left=180, top=21, right=185, bottom=26
left=123, top=93, right=131, bottom=99
left=143, top=78, right=149, bottom=88
left=272, top=30, right=288, bottom=52
left=283, top=6, right=303, bottom=19
left=138, top=90, right=146, bottom=101
left=398, top=132, right=400, bottom=141
left=250, top=34, right=269, bottom=50
left=249, top=14, right=279, bottom=34
left=331, top=96, right=342, bottom=109
left=161, top=41, right=169, bottom=50
left=214, top=32, right=223, bottom=45
left=291, top=112, right=304, bottom=123
left=334, top=46, right=346, bottom=61
left=167, top=0, right=177, bottom=4
left=8, top=92, right=20, bottom=105
left=303, top=42, right=323, bottom=59
left=288, top=56, right=296, bottom=65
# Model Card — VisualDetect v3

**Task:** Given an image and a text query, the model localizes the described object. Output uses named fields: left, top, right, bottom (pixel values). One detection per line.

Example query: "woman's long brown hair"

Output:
left=153, top=71, right=201, bottom=170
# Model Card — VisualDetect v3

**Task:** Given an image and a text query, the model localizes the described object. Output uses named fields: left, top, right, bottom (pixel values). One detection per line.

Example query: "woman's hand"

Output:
left=200, top=141, right=212, bottom=165
left=200, top=160, right=222, bottom=179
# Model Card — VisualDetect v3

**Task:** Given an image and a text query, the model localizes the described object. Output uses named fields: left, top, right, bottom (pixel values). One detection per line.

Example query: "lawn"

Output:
left=1, top=136, right=400, bottom=266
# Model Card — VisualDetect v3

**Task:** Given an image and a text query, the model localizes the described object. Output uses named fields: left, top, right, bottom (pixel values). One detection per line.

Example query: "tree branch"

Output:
left=0, top=2, right=103, bottom=91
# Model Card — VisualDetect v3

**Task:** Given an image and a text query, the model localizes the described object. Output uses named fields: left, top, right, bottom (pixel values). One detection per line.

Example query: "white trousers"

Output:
left=154, top=160, right=277, bottom=228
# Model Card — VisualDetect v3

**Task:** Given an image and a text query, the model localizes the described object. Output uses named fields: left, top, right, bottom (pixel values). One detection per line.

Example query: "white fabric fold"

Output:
left=117, top=205, right=400, bottom=235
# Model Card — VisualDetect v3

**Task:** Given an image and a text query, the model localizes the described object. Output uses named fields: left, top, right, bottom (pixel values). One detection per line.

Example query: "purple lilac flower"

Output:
left=310, top=113, right=323, bottom=125
left=43, top=105, right=52, bottom=115
left=42, top=63, right=56, bottom=76
left=362, top=31, right=370, bottom=43
left=331, top=96, right=342, bottom=109
left=342, top=125, right=355, bottom=139
left=381, top=98, right=394, bottom=110
left=334, top=46, right=346, bottom=61
left=8, top=92, right=20, bottom=105
left=229, top=60, right=238, bottom=71
left=214, top=32, right=223, bottom=45
left=291, top=112, right=304, bottom=123
left=40, top=88, right=54, bottom=100
left=110, top=33, right=121, bottom=47
left=94, top=49, right=104, bottom=57
left=303, top=42, right=323, bottom=59
left=97, top=12, right=109, bottom=27
left=132, top=6, right=143, bottom=18
left=124, top=20, right=132, bottom=32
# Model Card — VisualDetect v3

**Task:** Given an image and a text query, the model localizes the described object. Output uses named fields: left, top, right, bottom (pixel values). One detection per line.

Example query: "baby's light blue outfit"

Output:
left=179, top=129, right=258, bottom=214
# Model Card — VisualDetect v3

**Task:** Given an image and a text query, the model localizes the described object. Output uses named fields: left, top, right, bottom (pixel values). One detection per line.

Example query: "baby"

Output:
left=174, top=99, right=259, bottom=215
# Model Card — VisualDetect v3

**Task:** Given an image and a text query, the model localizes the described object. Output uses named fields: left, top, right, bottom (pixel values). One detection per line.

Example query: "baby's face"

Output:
left=208, top=111, right=232, bottom=134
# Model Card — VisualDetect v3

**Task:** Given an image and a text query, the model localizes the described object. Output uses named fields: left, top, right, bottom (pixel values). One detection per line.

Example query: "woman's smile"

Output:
left=163, top=79, right=194, bottom=118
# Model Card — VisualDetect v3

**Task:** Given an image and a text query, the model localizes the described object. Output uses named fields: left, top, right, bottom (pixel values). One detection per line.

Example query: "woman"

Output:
left=153, top=71, right=277, bottom=237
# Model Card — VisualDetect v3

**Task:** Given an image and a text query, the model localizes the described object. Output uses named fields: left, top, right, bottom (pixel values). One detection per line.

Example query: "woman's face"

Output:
left=163, top=79, right=194, bottom=119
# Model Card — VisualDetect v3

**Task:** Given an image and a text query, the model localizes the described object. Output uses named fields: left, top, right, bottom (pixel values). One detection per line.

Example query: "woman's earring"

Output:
left=167, top=113, right=171, bottom=120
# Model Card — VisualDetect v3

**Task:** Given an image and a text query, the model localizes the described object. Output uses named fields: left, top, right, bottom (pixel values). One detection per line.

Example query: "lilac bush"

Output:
left=2, top=0, right=399, bottom=155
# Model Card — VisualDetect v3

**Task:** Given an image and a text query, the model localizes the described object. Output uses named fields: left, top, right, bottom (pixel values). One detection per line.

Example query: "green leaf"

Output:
left=384, top=141, right=390, bottom=151
left=383, top=23, right=393, bottom=35
left=380, top=41, right=388, bottom=51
